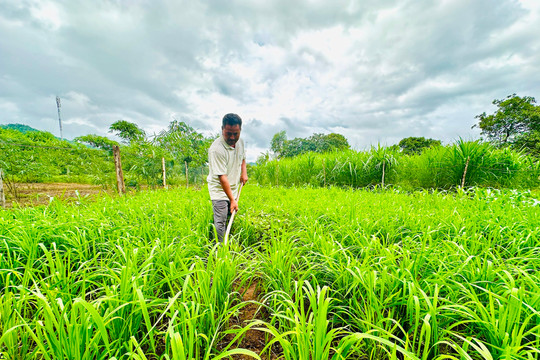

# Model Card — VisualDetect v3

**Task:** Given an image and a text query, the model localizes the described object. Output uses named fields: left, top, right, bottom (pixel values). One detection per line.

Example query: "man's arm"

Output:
left=218, top=174, right=238, bottom=212
left=240, top=159, right=248, bottom=185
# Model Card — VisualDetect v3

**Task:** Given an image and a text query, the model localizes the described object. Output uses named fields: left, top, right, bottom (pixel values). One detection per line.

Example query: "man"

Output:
left=207, top=113, right=248, bottom=241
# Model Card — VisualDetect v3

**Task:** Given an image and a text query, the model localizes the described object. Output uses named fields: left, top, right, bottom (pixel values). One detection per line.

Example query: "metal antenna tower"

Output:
left=56, top=96, right=63, bottom=140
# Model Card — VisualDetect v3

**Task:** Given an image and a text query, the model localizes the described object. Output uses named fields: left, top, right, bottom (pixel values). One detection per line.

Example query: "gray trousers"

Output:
left=212, top=200, right=230, bottom=242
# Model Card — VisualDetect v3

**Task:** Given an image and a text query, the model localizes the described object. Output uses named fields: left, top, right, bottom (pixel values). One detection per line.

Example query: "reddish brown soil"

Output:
left=2, top=182, right=110, bottom=207
left=219, top=280, right=280, bottom=360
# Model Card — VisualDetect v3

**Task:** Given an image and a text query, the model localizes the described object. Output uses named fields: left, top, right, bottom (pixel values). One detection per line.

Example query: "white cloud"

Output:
left=29, top=0, right=62, bottom=30
left=0, top=0, right=539, bottom=162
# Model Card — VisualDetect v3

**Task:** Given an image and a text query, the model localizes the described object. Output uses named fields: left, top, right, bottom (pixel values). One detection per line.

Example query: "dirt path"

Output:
left=220, top=280, right=279, bottom=360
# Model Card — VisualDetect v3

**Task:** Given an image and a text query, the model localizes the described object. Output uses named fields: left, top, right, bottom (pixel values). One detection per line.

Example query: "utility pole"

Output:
left=56, top=96, right=63, bottom=140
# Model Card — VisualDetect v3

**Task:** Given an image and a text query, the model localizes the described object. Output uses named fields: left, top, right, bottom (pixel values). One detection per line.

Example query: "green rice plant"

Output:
left=256, top=234, right=313, bottom=296
left=163, top=324, right=261, bottom=360
left=0, top=277, right=35, bottom=359
left=14, top=285, right=114, bottom=360
left=2, top=183, right=540, bottom=359
left=258, top=281, right=358, bottom=360
left=449, top=283, right=540, bottom=359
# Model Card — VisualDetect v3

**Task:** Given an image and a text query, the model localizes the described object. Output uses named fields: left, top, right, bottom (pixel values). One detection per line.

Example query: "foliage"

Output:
left=474, top=94, right=540, bottom=146
left=398, top=136, right=442, bottom=155
left=0, top=128, right=114, bottom=185
left=270, top=130, right=287, bottom=156
left=271, top=131, right=350, bottom=158
left=121, top=140, right=169, bottom=187
left=109, top=120, right=146, bottom=144
left=154, top=120, right=213, bottom=167
left=0, top=121, right=213, bottom=188
left=0, top=123, right=40, bottom=133
left=74, top=134, right=119, bottom=151
left=514, top=130, right=540, bottom=156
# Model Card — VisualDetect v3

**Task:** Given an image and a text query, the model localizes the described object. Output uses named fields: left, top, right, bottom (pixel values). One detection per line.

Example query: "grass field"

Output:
left=1, top=185, right=539, bottom=359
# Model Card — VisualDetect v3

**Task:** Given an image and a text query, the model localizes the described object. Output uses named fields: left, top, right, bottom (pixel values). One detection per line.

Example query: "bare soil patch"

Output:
left=2, top=182, right=110, bottom=207
left=219, top=279, right=280, bottom=360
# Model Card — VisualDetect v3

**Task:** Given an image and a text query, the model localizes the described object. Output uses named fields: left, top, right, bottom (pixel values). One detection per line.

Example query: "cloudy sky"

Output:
left=1, top=0, right=539, bottom=161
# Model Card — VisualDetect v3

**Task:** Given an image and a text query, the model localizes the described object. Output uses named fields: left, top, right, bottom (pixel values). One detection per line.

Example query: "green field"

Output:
left=1, top=186, right=539, bottom=359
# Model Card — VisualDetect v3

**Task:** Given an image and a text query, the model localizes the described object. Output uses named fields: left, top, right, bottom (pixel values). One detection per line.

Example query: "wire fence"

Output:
left=0, top=141, right=209, bottom=197
left=1, top=140, right=539, bottom=204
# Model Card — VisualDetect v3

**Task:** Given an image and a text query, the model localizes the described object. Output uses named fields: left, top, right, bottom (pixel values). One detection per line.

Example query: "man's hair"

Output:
left=222, top=113, right=242, bottom=128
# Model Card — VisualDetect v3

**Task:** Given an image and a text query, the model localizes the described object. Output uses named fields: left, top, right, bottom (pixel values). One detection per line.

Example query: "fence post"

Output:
left=162, top=157, right=167, bottom=188
left=461, top=156, right=470, bottom=188
left=0, top=169, right=5, bottom=208
left=113, top=145, right=126, bottom=195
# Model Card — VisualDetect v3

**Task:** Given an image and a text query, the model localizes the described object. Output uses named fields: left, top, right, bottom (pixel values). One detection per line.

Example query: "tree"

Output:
left=154, top=120, right=213, bottom=184
left=398, top=137, right=441, bottom=155
left=281, top=137, right=315, bottom=158
left=75, top=134, right=119, bottom=151
left=473, top=94, right=540, bottom=146
left=109, top=120, right=146, bottom=144
left=270, top=131, right=350, bottom=158
left=155, top=120, right=211, bottom=165
left=325, top=133, right=350, bottom=151
left=270, top=130, right=287, bottom=157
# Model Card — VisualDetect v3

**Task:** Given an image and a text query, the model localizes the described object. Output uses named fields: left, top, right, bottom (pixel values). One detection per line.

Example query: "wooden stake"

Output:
left=113, top=146, right=126, bottom=195
left=461, top=156, right=470, bottom=188
left=0, top=169, right=5, bottom=208
left=162, top=157, right=167, bottom=188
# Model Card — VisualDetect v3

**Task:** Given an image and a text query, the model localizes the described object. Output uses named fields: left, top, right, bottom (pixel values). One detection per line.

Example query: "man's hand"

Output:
left=240, top=173, right=248, bottom=185
left=230, top=199, right=239, bottom=213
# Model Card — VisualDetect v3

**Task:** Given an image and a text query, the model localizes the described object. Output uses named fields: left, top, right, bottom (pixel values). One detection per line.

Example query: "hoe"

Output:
left=223, top=182, right=243, bottom=245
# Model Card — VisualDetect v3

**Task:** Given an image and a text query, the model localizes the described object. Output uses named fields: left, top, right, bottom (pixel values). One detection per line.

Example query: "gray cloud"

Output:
left=1, top=0, right=539, bottom=161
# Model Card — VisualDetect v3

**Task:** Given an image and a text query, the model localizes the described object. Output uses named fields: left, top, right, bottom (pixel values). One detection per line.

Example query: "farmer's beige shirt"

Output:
left=207, top=135, right=245, bottom=201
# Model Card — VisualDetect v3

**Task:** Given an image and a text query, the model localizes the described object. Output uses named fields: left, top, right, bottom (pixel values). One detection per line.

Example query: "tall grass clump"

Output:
left=254, top=146, right=401, bottom=188
left=253, top=139, right=539, bottom=190
left=399, top=139, right=538, bottom=189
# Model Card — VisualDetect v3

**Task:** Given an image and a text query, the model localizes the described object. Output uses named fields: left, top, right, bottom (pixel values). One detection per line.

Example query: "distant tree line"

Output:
left=260, top=93, right=540, bottom=163
left=269, top=131, right=350, bottom=159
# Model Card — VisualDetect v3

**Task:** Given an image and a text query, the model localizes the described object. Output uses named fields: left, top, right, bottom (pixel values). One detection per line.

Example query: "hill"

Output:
left=0, top=123, right=40, bottom=133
